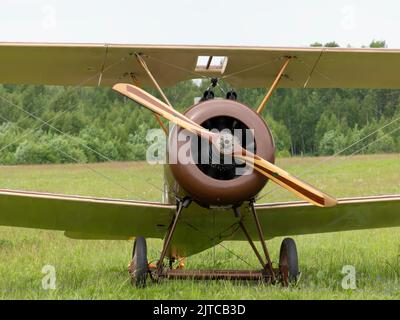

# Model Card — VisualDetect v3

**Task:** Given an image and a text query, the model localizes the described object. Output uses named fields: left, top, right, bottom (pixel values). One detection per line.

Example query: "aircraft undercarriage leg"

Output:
left=155, top=198, right=191, bottom=278
left=248, top=202, right=277, bottom=283
left=236, top=203, right=300, bottom=286
left=238, top=220, right=267, bottom=269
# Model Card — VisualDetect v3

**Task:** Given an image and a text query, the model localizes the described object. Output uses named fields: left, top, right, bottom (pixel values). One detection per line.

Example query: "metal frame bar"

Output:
left=206, top=56, right=213, bottom=70
left=135, top=53, right=173, bottom=107
left=135, top=53, right=170, bottom=134
left=238, top=221, right=266, bottom=269
left=256, top=57, right=291, bottom=114
left=157, top=201, right=184, bottom=273
left=165, top=269, right=276, bottom=281
left=249, top=203, right=276, bottom=283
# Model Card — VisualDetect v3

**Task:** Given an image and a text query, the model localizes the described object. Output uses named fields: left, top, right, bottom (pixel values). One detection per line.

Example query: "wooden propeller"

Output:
left=113, top=83, right=337, bottom=208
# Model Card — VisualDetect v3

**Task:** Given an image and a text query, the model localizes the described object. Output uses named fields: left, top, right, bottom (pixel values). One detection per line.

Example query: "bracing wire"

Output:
left=0, top=53, right=165, bottom=199
left=257, top=116, right=400, bottom=202
left=257, top=57, right=400, bottom=202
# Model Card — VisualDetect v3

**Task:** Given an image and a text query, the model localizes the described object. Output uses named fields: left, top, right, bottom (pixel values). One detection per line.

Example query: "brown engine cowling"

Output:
left=168, top=99, right=275, bottom=206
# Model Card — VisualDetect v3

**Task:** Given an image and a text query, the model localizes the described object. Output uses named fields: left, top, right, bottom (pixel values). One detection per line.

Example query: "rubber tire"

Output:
left=131, top=236, right=148, bottom=288
left=279, top=238, right=299, bottom=284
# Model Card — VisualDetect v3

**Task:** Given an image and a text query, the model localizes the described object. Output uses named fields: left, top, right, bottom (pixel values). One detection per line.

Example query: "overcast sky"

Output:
left=0, top=0, right=399, bottom=48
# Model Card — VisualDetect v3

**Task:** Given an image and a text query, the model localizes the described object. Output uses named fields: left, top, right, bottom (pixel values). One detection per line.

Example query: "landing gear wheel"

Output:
left=129, top=236, right=148, bottom=288
left=279, top=238, right=299, bottom=286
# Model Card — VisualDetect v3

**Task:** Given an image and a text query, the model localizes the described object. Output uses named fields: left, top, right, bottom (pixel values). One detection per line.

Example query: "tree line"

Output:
left=0, top=40, right=399, bottom=165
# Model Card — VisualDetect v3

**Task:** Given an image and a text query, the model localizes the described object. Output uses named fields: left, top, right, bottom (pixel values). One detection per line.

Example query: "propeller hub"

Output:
left=217, top=131, right=239, bottom=155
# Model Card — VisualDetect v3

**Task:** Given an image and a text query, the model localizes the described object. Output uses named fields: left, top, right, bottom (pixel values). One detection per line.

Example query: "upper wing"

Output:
left=2, top=42, right=400, bottom=88
left=0, top=189, right=174, bottom=240
left=237, top=195, right=400, bottom=239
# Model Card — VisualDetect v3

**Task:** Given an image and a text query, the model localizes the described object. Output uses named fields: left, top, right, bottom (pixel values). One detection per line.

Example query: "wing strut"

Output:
left=256, top=57, right=292, bottom=114
left=135, top=53, right=171, bottom=134
left=135, top=53, right=173, bottom=107
left=237, top=203, right=276, bottom=282
left=156, top=198, right=191, bottom=274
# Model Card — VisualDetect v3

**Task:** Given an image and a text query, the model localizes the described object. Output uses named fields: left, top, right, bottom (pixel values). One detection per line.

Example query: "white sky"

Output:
left=0, top=0, right=399, bottom=48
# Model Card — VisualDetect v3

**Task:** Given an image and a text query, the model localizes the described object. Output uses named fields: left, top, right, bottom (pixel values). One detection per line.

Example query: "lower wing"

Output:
left=0, top=189, right=399, bottom=256
left=0, top=189, right=174, bottom=240
left=238, top=195, right=400, bottom=239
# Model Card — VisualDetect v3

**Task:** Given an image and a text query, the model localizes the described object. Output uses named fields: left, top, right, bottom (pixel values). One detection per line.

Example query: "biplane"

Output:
left=0, top=42, right=399, bottom=287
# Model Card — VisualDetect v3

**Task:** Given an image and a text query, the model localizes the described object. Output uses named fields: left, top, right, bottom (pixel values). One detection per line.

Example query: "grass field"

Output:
left=0, top=154, right=399, bottom=299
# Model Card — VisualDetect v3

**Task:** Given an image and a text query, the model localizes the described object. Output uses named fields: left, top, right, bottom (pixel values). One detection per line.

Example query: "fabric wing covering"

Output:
left=2, top=42, right=400, bottom=89
left=0, top=190, right=399, bottom=247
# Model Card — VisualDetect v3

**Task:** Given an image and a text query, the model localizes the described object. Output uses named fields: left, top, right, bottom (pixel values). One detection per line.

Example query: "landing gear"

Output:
left=128, top=202, right=300, bottom=287
left=155, top=199, right=189, bottom=275
left=279, top=238, right=299, bottom=286
left=128, top=199, right=190, bottom=288
left=128, top=236, right=148, bottom=288
left=237, top=205, right=300, bottom=286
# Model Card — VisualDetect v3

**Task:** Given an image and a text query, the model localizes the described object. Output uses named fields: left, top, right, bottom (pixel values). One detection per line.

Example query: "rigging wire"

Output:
left=0, top=53, right=131, bottom=134
left=0, top=112, right=141, bottom=198
left=298, top=58, right=387, bottom=118
left=0, top=53, right=165, bottom=198
left=319, top=125, right=400, bottom=171
left=257, top=116, right=400, bottom=202
left=146, top=53, right=283, bottom=92
left=181, top=218, right=257, bottom=269
left=145, top=54, right=210, bottom=80
left=221, top=57, right=282, bottom=80
left=257, top=60, right=400, bottom=202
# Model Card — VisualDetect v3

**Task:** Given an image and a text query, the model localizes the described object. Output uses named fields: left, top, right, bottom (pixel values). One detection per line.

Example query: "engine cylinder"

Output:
left=168, top=99, right=275, bottom=206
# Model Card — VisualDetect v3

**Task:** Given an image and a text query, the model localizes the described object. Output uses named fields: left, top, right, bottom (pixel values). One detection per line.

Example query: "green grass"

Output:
left=0, top=154, right=399, bottom=299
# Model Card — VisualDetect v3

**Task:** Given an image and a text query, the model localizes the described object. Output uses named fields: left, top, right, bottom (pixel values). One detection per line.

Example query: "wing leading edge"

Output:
left=2, top=42, right=400, bottom=88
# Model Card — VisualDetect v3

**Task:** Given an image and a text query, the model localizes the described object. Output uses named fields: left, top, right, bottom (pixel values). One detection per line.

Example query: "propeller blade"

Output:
left=113, top=83, right=211, bottom=138
left=234, top=151, right=337, bottom=207
left=113, top=83, right=337, bottom=208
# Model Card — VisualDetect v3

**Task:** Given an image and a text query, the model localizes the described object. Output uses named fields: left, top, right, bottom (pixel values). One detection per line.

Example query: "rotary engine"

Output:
left=168, top=99, right=275, bottom=206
